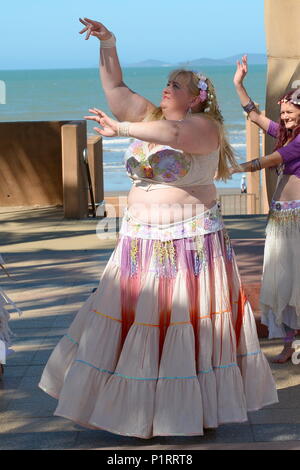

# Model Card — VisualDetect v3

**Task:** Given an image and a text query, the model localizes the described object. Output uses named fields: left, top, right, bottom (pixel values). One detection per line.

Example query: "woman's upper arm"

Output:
left=105, top=84, right=156, bottom=122
left=261, top=135, right=300, bottom=168
left=175, top=116, right=219, bottom=154
left=250, top=110, right=274, bottom=134
left=265, top=120, right=280, bottom=138
left=277, top=134, right=300, bottom=162
left=261, top=150, right=283, bottom=168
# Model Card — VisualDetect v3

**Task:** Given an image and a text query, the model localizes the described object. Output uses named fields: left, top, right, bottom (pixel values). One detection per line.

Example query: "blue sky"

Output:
left=1, top=0, right=266, bottom=70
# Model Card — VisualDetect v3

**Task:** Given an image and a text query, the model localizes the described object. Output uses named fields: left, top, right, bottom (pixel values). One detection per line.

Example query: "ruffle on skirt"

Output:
left=39, top=209, right=278, bottom=439
left=260, top=200, right=300, bottom=337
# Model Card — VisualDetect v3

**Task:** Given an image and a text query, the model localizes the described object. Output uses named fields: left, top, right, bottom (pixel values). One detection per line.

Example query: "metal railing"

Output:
left=219, top=193, right=260, bottom=215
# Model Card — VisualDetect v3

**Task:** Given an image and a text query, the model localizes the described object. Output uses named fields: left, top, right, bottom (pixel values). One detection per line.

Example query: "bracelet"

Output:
left=117, top=121, right=131, bottom=137
left=250, top=158, right=261, bottom=172
left=100, top=32, right=116, bottom=48
left=242, top=99, right=257, bottom=114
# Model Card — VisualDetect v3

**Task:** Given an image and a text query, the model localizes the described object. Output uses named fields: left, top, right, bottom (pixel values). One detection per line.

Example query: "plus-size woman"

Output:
left=39, top=20, right=278, bottom=439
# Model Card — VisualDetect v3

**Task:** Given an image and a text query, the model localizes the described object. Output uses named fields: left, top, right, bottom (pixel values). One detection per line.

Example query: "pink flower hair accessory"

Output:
left=193, top=71, right=214, bottom=111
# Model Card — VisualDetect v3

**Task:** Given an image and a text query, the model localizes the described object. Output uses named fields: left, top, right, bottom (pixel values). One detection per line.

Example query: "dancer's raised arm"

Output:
left=79, top=18, right=156, bottom=122
left=233, top=55, right=272, bottom=133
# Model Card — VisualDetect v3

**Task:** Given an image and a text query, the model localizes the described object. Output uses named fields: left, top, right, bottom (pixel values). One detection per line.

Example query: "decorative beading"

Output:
left=153, top=240, right=177, bottom=278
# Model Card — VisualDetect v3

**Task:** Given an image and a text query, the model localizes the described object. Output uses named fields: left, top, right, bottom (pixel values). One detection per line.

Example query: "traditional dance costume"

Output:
left=39, top=139, right=278, bottom=438
left=260, top=121, right=300, bottom=338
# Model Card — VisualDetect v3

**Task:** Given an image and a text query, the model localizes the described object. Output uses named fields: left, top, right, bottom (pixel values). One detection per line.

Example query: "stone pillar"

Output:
left=61, top=120, right=89, bottom=219
left=264, top=0, right=300, bottom=204
left=260, top=123, right=270, bottom=214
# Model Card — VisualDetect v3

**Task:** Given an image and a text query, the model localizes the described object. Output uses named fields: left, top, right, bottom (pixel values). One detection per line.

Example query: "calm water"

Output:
left=0, top=65, right=267, bottom=191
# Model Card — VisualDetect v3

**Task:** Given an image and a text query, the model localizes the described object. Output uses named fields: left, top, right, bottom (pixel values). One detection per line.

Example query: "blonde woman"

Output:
left=39, top=19, right=278, bottom=439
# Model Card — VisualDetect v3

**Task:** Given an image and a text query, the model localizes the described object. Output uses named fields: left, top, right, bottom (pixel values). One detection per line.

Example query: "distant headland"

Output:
left=124, top=53, right=266, bottom=67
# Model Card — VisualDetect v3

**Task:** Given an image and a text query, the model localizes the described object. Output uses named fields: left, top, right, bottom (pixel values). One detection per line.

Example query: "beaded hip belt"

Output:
left=119, top=202, right=224, bottom=241
left=267, top=199, right=300, bottom=228
left=270, top=199, right=300, bottom=211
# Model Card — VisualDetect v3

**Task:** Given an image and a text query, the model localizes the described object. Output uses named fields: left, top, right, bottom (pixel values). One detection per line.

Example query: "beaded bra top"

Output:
left=123, top=139, right=220, bottom=191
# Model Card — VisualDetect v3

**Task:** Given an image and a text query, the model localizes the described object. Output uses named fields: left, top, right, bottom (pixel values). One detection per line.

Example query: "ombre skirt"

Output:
left=260, top=199, right=300, bottom=337
left=39, top=202, right=278, bottom=438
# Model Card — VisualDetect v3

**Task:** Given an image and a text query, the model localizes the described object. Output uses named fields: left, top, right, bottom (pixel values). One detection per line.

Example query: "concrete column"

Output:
left=264, top=0, right=300, bottom=204
left=260, top=120, right=270, bottom=214
left=61, top=120, right=89, bottom=219
left=245, top=110, right=260, bottom=214
left=87, top=135, right=104, bottom=205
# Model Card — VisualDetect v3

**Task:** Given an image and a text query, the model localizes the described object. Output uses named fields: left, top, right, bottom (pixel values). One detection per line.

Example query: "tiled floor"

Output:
left=0, top=207, right=300, bottom=450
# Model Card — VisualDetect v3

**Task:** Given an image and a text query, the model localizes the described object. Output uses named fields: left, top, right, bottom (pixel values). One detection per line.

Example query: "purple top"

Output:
left=267, top=120, right=300, bottom=178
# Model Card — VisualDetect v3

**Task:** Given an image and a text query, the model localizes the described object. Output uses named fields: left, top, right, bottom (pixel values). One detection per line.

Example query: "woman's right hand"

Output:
left=79, top=18, right=112, bottom=41
left=233, top=54, right=248, bottom=87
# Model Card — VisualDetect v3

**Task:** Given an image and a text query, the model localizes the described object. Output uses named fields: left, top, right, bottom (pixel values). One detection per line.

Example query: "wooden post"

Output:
left=245, top=107, right=260, bottom=214
left=61, top=120, right=89, bottom=219
left=87, top=135, right=104, bottom=205
left=264, top=0, right=300, bottom=205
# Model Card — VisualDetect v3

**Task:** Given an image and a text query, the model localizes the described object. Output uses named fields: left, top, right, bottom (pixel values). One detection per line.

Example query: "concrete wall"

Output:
left=0, top=121, right=65, bottom=207
left=0, top=120, right=104, bottom=218
left=264, top=0, right=300, bottom=203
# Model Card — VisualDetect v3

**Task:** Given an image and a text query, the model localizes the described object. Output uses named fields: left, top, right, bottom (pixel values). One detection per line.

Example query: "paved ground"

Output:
left=0, top=206, right=300, bottom=450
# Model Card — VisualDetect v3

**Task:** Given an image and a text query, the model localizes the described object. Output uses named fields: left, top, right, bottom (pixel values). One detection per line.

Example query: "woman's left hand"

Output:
left=84, top=108, right=119, bottom=137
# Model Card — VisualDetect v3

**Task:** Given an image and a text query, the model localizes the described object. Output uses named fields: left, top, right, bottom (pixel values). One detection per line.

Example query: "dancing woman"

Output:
left=39, top=20, right=278, bottom=438
left=233, top=55, right=300, bottom=363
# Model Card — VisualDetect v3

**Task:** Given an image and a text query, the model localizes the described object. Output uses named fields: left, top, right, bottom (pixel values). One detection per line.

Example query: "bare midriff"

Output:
left=273, top=174, right=300, bottom=201
left=127, top=183, right=218, bottom=224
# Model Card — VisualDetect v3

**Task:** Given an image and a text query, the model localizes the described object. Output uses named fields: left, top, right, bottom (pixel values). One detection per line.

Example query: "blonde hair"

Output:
left=145, top=69, right=242, bottom=181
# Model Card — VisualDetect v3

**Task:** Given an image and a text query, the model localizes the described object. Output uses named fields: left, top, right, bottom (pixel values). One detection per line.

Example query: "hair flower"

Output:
left=199, top=90, right=208, bottom=102
left=198, top=81, right=208, bottom=91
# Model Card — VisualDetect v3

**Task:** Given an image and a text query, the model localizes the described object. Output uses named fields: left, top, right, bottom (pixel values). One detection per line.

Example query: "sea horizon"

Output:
left=0, top=65, right=267, bottom=192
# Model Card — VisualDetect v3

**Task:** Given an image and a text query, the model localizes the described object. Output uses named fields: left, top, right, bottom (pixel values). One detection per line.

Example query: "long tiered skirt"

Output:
left=39, top=202, right=278, bottom=438
left=260, top=199, right=300, bottom=337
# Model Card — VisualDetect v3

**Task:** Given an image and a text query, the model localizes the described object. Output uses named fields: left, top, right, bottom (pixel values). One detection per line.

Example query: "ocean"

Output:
left=0, top=65, right=267, bottom=192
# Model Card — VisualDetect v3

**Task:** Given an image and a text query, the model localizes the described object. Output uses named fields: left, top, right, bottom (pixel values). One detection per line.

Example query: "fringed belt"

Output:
left=267, top=198, right=300, bottom=231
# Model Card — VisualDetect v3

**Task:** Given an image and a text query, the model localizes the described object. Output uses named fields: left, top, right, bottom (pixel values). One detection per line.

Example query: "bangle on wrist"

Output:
left=100, top=32, right=116, bottom=48
left=250, top=158, right=261, bottom=172
left=242, top=99, right=257, bottom=115
left=117, top=121, right=131, bottom=137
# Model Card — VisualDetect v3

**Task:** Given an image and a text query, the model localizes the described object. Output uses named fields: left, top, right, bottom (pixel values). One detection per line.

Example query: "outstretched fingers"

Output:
left=86, top=108, right=102, bottom=116
left=79, top=18, right=88, bottom=26
left=84, top=17, right=102, bottom=26
left=84, top=114, right=100, bottom=122
left=85, top=28, right=92, bottom=40
left=93, top=107, right=106, bottom=115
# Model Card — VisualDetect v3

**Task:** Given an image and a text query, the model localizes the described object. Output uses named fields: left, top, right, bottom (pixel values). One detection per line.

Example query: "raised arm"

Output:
left=233, top=55, right=271, bottom=133
left=79, top=18, right=156, bottom=122
left=84, top=109, right=220, bottom=155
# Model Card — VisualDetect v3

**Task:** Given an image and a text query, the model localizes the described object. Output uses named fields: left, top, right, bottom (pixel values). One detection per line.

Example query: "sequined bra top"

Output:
left=123, top=139, right=220, bottom=191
